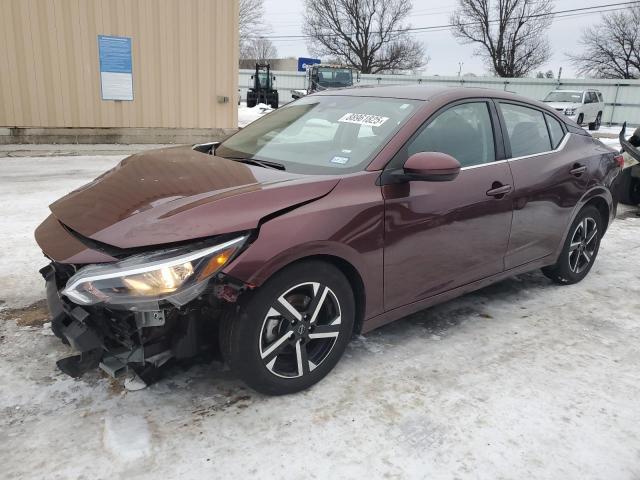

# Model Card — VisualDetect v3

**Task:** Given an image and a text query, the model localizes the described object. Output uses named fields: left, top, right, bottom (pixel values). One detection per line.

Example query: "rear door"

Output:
left=497, top=102, right=591, bottom=268
left=382, top=100, right=514, bottom=310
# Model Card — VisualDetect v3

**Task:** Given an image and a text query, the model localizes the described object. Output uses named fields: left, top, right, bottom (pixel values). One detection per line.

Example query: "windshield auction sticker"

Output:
left=338, top=113, right=389, bottom=127
left=331, top=156, right=350, bottom=164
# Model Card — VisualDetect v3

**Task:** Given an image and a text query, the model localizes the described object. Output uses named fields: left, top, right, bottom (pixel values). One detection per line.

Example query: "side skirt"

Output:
left=361, top=255, right=555, bottom=334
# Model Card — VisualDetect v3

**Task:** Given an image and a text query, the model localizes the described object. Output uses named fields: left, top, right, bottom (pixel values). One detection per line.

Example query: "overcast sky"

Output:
left=261, top=0, right=614, bottom=77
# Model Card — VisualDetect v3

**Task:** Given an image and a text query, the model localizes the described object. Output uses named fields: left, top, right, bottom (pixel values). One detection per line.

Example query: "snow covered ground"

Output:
left=237, top=102, right=273, bottom=128
left=2, top=139, right=640, bottom=479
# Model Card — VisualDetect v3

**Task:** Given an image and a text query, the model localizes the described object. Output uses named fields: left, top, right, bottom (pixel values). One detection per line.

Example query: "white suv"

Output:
left=543, top=89, right=604, bottom=130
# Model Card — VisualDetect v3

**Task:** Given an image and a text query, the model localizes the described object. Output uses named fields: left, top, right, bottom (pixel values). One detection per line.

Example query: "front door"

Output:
left=383, top=101, right=514, bottom=311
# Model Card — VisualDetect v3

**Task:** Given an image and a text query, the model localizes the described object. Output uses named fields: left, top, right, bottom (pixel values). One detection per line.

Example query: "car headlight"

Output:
left=565, top=108, right=576, bottom=116
left=62, top=236, right=247, bottom=307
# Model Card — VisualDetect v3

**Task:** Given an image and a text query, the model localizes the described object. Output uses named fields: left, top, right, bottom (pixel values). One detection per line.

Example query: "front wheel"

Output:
left=542, top=206, right=603, bottom=285
left=246, top=92, right=257, bottom=108
left=220, top=261, right=355, bottom=395
left=576, top=113, right=584, bottom=126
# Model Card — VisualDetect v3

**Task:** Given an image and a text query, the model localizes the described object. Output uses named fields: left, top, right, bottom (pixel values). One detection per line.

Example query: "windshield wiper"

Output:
left=224, top=157, right=286, bottom=171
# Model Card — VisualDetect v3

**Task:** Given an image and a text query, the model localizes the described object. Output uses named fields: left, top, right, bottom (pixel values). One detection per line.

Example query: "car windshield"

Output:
left=544, top=91, right=582, bottom=103
left=316, top=68, right=353, bottom=88
left=216, top=95, right=422, bottom=174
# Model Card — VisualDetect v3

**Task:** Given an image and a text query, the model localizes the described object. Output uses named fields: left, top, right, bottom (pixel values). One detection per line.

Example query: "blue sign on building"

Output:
left=297, top=57, right=321, bottom=72
left=98, top=35, right=133, bottom=101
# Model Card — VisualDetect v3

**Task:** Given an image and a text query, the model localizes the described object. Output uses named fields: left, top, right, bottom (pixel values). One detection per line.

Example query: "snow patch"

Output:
left=103, top=414, right=152, bottom=462
left=238, top=102, right=273, bottom=127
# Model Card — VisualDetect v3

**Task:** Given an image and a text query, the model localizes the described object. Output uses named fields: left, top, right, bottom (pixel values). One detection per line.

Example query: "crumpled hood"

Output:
left=49, top=146, right=339, bottom=249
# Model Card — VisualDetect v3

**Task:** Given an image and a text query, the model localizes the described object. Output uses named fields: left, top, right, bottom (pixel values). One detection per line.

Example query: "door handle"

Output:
left=570, top=164, right=587, bottom=176
left=486, top=183, right=512, bottom=197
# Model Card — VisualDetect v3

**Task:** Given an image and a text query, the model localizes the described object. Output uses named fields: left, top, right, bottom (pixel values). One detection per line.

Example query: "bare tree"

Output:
left=450, top=0, right=553, bottom=77
left=568, top=6, right=640, bottom=79
left=302, top=0, right=426, bottom=74
left=239, top=0, right=266, bottom=53
left=242, top=36, right=278, bottom=62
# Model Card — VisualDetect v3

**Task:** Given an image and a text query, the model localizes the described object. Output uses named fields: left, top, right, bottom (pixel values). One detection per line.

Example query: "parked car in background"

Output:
left=35, top=86, right=622, bottom=395
left=543, top=89, right=604, bottom=130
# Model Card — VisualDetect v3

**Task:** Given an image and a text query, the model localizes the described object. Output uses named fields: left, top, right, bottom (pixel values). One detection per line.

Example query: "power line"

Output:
left=248, top=0, right=640, bottom=39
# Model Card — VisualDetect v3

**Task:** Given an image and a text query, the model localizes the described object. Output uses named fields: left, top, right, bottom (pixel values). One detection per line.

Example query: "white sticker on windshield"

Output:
left=331, top=156, right=350, bottom=164
left=338, top=113, right=389, bottom=127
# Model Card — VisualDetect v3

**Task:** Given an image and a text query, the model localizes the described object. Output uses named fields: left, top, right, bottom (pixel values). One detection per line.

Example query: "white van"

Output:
left=543, top=89, right=604, bottom=130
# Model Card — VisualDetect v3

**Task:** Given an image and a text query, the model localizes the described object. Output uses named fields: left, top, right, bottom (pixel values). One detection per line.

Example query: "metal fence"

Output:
left=239, top=69, right=640, bottom=126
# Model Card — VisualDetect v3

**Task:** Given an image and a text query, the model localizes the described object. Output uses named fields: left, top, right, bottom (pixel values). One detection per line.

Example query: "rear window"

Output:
left=500, top=103, right=552, bottom=157
left=545, top=114, right=565, bottom=149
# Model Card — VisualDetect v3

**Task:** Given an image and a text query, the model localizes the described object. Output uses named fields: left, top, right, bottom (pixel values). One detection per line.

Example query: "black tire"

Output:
left=219, top=260, right=355, bottom=395
left=618, top=168, right=640, bottom=205
left=270, top=92, right=279, bottom=109
left=576, top=113, right=584, bottom=126
left=588, top=112, right=602, bottom=131
left=542, top=205, right=603, bottom=285
left=246, top=92, right=257, bottom=108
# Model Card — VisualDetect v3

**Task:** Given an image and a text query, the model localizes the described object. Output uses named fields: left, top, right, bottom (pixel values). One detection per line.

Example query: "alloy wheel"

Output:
left=568, top=216, right=598, bottom=274
left=258, top=282, right=342, bottom=379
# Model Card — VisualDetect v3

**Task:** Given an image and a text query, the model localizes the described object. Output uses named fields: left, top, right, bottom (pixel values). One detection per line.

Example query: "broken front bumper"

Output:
left=41, top=262, right=225, bottom=384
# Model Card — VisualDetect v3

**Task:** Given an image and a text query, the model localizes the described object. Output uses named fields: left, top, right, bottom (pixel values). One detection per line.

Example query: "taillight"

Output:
left=614, top=154, right=624, bottom=168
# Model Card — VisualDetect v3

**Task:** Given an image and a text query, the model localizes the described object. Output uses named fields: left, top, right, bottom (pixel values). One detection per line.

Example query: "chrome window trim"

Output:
left=460, top=159, right=509, bottom=171
left=508, top=131, right=571, bottom=162
left=459, top=132, right=571, bottom=171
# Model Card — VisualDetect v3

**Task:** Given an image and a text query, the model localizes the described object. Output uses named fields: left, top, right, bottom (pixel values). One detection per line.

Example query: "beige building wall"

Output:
left=0, top=0, right=238, bottom=129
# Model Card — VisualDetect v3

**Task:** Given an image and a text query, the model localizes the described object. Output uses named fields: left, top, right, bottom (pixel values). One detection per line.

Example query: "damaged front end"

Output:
left=40, top=234, right=251, bottom=388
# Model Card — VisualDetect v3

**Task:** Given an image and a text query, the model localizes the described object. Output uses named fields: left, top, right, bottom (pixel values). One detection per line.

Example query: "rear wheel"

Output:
left=542, top=206, right=603, bottom=285
left=220, top=261, right=355, bottom=395
left=589, top=112, right=602, bottom=131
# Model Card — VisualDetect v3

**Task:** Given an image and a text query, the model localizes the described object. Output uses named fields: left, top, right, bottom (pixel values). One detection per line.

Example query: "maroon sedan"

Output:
left=35, top=86, right=622, bottom=394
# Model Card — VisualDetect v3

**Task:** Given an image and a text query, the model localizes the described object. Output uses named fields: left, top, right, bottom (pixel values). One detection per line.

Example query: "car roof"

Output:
left=314, top=84, right=500, bottom=100
left=312, top=84, right=557, bottom=111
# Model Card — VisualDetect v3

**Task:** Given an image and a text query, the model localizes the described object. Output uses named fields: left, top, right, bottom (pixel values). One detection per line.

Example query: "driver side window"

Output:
left=407, top=102, right=496, bottom=168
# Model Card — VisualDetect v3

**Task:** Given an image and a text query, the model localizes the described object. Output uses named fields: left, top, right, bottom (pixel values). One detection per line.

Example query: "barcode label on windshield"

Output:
left=338, top=113, right=389, bottom=127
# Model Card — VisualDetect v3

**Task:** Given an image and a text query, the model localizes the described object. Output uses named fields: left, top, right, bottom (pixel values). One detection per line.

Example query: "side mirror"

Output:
left=402, top=152, right=461, bottom=182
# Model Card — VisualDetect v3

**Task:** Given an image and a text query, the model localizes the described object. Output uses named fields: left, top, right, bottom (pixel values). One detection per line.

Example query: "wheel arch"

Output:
left=251, top=254, right=367, bottom=336
left=305, top=254, right=366, bottom=335
left=551, top=188, right=613, bottom=261
left=583, top=195, right=610, bottom=231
